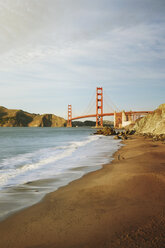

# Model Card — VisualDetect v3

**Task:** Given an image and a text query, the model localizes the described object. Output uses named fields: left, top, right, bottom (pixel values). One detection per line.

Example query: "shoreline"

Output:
left=0, top=135, right=120, bottom=222
left=0, top=135, right=165, bottom=247
left=0, top=163, right=103, bottom=223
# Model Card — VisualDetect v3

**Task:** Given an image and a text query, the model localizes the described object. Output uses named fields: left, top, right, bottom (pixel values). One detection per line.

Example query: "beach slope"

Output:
left=0, top=136, right=165, bottom=248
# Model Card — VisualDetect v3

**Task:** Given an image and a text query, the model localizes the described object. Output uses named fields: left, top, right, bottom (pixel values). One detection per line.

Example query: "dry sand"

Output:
left=0, top=135, right=165, bottom=248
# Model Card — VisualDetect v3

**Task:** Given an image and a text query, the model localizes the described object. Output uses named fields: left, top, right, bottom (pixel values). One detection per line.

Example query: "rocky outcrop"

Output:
left=130, top=104, right=165, bottom=135
left=0, top=106, right=66, bottom=127
left=94, top=127, right=135, bottom=140
left=94, top=127, right=116, bottom=136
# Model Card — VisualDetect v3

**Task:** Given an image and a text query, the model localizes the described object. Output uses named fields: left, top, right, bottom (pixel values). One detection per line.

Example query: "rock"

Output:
left=138, top=132, right=165, bottom=142
left=158, top=103, right=165, bottom=110
left=152, top=134, right=165, bottom=141
left=121, top=135, right=128, bottom=140
left=125, top=103, right=165, bottom=135
left=114, top=135, right=121, bottom=140
left=94, top=130, right=104, bottom=135
left=94, top=127, right=116, bottom=136
left=127, top=130, right=135, bottom=135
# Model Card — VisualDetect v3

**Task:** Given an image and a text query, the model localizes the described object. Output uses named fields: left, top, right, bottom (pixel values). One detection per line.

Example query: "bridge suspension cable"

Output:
left=104, top=91, right=120, bottom=113
left=81, top=91, right=96, bottom=116
left=66, top=86, right=153, bottom=128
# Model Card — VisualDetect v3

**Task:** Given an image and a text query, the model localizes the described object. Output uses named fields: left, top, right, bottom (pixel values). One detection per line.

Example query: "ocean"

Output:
left=0, top=127, right=121, bottom=221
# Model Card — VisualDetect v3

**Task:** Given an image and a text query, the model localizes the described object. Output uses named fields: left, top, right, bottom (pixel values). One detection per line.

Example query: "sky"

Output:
left=0, top=0, right=165, bottom=119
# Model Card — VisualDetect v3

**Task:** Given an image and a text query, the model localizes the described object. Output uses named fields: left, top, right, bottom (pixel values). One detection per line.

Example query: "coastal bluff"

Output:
left=128, top=103, right=165, bottom=135
left=0, top=106, right=66, bottom=127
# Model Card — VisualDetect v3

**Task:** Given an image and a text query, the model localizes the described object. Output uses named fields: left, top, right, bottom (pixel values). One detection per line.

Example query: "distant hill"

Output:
left=103, top=120, right=114, bottom=127
left=0, top=106, right=66, bottom=127
left=72, top=120, right=114, bottom=127
left=127, top=104, right=165, bottom=135
left=72, top=120, right=96, bottom=127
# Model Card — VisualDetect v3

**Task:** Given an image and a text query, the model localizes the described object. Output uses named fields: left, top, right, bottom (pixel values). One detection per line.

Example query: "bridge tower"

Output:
left=96, top=87, right=103, bottom=128
left=67, top=104, right=72, bottom=127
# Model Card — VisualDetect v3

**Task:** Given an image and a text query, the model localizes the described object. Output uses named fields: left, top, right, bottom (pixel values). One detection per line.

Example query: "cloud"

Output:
left=0, top=0, right=165, bottom=67
left=0, top=0, right=165, bottom=114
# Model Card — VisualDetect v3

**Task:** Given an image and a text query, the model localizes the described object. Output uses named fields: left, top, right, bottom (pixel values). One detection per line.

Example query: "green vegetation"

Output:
left=72, top=120, right=114, bottom=127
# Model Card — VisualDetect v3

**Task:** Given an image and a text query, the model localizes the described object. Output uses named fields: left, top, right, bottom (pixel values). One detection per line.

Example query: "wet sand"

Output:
left=0, top=135, right=165, bottom=248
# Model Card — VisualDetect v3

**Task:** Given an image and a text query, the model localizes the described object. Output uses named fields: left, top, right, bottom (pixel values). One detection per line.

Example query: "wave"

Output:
left=0, top=135, right=99, bottom=189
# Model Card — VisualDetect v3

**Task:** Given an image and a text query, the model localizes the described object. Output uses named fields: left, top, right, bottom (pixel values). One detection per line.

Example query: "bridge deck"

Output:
left=71, top=111, right=152, bottom=121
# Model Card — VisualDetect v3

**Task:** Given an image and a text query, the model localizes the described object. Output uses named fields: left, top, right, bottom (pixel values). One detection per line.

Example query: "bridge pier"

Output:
left=118, top=111, right=146, bottom=128
left=121, top=111, right=133, bottom=127
left=114, top=111, right=122, bottom=128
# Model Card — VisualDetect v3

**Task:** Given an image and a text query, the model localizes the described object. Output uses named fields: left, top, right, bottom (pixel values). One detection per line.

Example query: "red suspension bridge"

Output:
left=67, top=87, right=153, bottom=128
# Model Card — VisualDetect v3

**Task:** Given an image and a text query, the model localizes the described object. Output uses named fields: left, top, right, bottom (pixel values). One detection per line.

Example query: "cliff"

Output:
left=129, top=104, right=165, bottom=135
left=0, top=106, right=66, bottom=127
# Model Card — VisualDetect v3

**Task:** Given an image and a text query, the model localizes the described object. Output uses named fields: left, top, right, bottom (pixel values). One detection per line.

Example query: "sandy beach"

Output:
left=0, top=135, right=165, bottom=248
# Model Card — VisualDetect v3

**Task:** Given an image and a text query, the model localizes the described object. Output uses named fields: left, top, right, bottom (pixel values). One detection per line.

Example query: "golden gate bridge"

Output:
left=67, top=87, right=153, bottom=128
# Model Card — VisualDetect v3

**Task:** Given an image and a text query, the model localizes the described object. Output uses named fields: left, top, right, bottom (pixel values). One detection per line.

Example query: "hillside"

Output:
left=0, top=106, right=66, bottom=127
left=72, top=120, right=114, bottom=127
left=129, top=104, right=165, bottom=135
